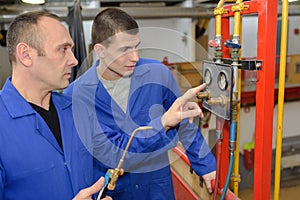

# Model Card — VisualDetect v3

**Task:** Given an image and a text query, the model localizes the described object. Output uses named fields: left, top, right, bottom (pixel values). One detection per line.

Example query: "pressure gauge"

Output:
left=217, top=71, right=229, bottom=91
left=204, top=68, right=212, bottom=85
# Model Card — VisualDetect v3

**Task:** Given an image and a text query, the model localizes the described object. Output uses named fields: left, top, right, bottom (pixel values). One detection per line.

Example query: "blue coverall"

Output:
left=67, top=58, right=216, bottom=200
left=0, top=78, right=94, bottom=200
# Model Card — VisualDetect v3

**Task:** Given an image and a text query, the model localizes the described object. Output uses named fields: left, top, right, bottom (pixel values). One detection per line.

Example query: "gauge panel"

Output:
left=201, top=61, right=233, bottom=120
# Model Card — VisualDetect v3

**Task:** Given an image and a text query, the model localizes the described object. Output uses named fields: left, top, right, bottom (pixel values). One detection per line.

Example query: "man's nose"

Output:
left=68, top=51, right=79, bottom=67
left=129, top=49, right=139, bottom=62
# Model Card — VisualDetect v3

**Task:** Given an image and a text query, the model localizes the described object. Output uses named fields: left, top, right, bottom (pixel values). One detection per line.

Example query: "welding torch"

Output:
left=97, top=126, right=153, bottom=199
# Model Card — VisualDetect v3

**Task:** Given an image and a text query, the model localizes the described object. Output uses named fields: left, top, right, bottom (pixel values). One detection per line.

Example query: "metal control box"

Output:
left=202, top=60, right=233, bottom=120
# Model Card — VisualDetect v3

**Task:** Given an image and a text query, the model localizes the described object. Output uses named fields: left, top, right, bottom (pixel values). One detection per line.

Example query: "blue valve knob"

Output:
left=224, top=40, right=241, bottom=49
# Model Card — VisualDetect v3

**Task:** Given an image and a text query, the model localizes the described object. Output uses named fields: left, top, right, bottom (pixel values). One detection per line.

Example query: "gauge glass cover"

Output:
left=218, top=71, right=228, bottom=91
left=204, top=69, right=212, bottom=85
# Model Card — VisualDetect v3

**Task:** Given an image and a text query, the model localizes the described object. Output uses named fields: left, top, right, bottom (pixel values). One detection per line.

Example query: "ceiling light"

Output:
left=21, top=0, right=45, bottom=4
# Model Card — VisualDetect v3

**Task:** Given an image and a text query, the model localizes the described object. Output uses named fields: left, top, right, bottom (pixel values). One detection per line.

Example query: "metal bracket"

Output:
left=216, top=58, right=263, bottom=70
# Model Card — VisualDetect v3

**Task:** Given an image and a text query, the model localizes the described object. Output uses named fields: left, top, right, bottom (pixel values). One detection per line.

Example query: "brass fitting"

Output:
left=207, top=95, right=228, bottom=106
left=197, top=91, right=210, bottom=99
left=231, top=173, right=241, bottom=183
left=232, top=2, right=249, bottom=12
left=214, top=7, right=229, bottom=16
left=231, top=92, right=240, bottom=107
left=107, top=168, right=124, bottom=190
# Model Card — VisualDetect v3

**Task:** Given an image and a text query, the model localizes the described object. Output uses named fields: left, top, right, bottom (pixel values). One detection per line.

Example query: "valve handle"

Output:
left=208, top=40, right=220, bottom=48
left=224, top=40, right=241, bottom=49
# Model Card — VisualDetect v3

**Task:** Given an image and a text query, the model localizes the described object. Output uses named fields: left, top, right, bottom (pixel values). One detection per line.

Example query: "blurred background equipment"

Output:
left=67, top=0, right=87, bottom=81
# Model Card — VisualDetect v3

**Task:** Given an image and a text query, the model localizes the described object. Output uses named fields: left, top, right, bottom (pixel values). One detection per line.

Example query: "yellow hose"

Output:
left=233, top=11, right=241, bottom=36
left=274, top=1, right=288, bottom=200
left=215, top=15, right=222, bottom=36
left=232, top=0, right=242, bottom=195
left=217, top=0, right=226, bottom=8
left=215, top=0, right=226, bottom=36
left=233, top=42, right=242, bottom=196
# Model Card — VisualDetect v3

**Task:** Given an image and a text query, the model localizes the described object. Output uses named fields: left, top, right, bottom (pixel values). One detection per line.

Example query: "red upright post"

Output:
left=218, top=1, right=278, bottom=199
left=218, top=16, right=230, bottom=188
left=254, top=1, right=278, bottom=199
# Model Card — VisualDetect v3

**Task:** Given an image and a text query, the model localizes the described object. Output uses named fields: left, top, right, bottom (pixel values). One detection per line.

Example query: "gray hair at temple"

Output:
left=6, top=11, right=60, bottom=64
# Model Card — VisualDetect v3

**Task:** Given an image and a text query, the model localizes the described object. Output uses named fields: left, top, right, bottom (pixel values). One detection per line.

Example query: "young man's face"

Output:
left=99, top=31, right=141, bottom=80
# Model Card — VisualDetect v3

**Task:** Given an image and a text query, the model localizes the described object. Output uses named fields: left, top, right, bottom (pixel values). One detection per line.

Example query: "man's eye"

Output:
left=60, top=47, right=68, bottom=52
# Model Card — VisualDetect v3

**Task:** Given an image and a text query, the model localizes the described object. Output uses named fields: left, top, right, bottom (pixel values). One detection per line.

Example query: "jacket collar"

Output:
left=1, top=78, right=35, bottom=118
left=1, top=77, right=71, bottom=119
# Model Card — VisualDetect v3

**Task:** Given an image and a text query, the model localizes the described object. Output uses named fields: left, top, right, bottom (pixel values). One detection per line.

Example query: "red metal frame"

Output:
left=219, top=1, right=278, bottom=199
left=172, top=145, right=191, bottom=166
left=241, top=86, right=300, bottom=105
left=171, top=168, right=199, bottom=200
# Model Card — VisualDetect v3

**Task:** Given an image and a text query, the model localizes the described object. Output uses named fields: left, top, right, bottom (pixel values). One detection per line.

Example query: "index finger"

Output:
left=179, top=83, right=207, bottom=104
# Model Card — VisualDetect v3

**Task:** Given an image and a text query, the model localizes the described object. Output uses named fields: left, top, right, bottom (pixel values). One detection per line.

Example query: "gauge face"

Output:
left=217, top=71, right=228, bottom=91
left=204, top=69, right=212, bottom=85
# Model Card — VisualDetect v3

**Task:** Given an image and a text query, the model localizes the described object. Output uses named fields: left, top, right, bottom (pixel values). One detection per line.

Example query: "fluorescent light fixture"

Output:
left=21, top=0, right=45, bottom=4
left=288, top=0, right=299, bottom=2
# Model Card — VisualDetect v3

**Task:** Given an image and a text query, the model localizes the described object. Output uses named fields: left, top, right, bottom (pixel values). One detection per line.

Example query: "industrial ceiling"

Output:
left=0, top=0, right=300, bottom=25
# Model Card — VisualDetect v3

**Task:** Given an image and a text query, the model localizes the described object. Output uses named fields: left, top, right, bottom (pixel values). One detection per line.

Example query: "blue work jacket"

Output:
left=66, top=58, right=216, bottom=200
left=0, top=78, right=94, bottom=200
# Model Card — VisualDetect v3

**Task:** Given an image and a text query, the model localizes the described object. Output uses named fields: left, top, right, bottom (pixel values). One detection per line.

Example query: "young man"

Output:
left=67, top=8, right=216, bottom=200
left=0, top=11, right=111, bottom=200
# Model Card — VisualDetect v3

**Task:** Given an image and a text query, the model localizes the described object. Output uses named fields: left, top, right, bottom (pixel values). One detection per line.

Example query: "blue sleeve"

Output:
left=69, top=74, right=177, bottom=173
left=178, top=121, right=216, bottom=175
left=162, top=66, right=216, bottom=176
left=92, top=116, right=178, bottom=172
left=0, top=162, right=4, bottom=199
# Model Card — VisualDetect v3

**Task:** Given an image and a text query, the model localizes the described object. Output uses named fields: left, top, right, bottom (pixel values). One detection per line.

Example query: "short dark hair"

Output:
left=91, top=8, right=139, bottom=46
left=6, top=11, right=60, bottom=64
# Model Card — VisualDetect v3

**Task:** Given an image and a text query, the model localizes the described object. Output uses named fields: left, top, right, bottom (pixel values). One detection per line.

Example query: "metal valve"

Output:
left=107, top=168, right=124, bottom=190
left=197, top=91, right=210, bottom=99
left=224, top=40, right=241, bottom=49
left=207, top=95, right=228, bottom=107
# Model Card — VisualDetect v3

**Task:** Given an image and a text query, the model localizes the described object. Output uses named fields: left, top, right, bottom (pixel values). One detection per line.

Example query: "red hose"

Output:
left=214, top=116, right=225, bottom=200
left=213, top=140, right=222, bottom=200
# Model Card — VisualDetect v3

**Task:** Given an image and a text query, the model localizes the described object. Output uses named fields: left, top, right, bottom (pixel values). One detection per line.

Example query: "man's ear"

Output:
left=16, top=42, right=33, bottom=67
left=94, top=43, right=105, bottom=58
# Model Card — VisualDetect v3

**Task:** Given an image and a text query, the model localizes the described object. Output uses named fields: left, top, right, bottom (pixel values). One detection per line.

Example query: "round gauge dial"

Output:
left=204, top=68, right=212, bottom=85
left=217, top=71, right=229, bottom=91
